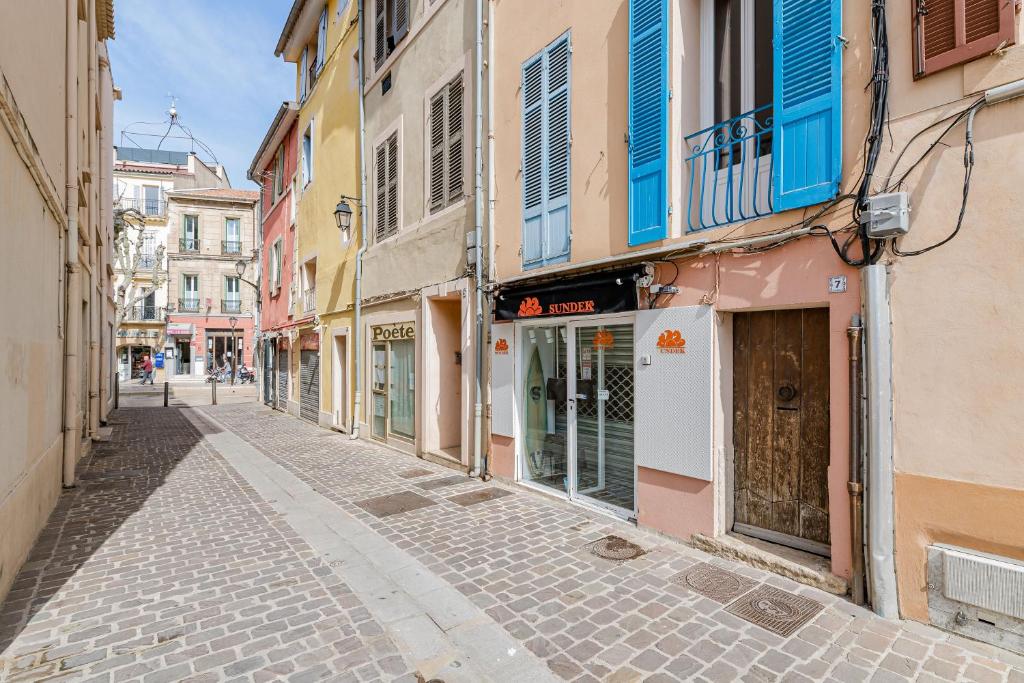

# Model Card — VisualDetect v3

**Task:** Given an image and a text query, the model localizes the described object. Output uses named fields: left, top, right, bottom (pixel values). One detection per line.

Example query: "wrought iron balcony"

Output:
left=117, top=196, right=166, bottom=217
left=178, top=297, right=201, bottom=313
left=137, top=254, right=158, bottom=269
left=221, top=240, right=242, bottom=255
left=125, top=305, right=164, bottom=322
left=221, top=299, right=242, bottom=314
left=179, top=238, right=200, bottom=252
left=684, top=104, right=774, bottom=231
left=302, top=288, right=316, bottom=314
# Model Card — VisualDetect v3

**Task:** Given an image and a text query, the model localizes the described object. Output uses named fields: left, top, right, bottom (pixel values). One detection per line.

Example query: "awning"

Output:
left=494, top=265, right=644, bottom=321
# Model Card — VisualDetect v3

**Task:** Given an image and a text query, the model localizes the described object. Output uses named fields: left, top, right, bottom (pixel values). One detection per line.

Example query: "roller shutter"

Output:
left=300, top=350, right=320, bottom=422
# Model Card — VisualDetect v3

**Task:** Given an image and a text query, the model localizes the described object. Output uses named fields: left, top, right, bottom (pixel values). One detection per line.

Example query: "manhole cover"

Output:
left=414, top=475, right=470, bottom=491
left=354, top=491, right=437, bottom=518
left=725, top=584, right=823, bottom=637
left=397, top=468, right=434, bottom=479
left=585, top=535, right=646, bottom=562
left=447, top=487, right=514, bottom=507
left=669, top=562, right=757, bottom=603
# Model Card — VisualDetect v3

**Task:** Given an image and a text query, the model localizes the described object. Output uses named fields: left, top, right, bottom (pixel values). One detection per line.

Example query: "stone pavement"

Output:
left=0, top=403, right=1021, bottom=682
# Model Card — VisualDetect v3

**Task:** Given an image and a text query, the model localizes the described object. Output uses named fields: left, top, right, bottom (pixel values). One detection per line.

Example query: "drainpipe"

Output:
left=87, top=2, right=100, bottom=439
left=847, top=315, right=866, bottom=606
left=470, top=0, right=485, bottom=477
left=862, top=264, right=899, bottom=618
left=351, top=0, right=369, bottom=440
left=62, top=0, right=81, bottom=487
left=98, top=48, right=114, bottom=423
left=482, top=0, right=496, bottom=479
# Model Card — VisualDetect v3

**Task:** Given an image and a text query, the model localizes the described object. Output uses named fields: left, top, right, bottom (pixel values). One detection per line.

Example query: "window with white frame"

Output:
left=274, top=145, right=285, bottom=197
left=181, top=274, right=200, bottom=311
left=181, top=214, right=199, bottom=251
left=302, top=123, right=313, bottom=187
left=373, top=0, right=409, bottom=70
left=374, top=131, right=399, bottom=242
left=224, top=217, right=242, bottom=254
left=428, top=72, right=465, bottom=214
left=224, top=276, right=241, bottom=313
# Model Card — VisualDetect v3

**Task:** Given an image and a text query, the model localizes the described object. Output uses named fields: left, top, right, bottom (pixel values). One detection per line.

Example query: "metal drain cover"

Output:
left=725, top=584, right=823, bottom=637
left=414, top=475, right=470, bottom=491
left=586, top=535, right=646, bottom=562
left=448, top=487, right=514, bottom=507
left=669, top=562, right=757, bottom=604
left=354, top=491, right=437, bottom=518
left=397, top=468, right=434, bottom=479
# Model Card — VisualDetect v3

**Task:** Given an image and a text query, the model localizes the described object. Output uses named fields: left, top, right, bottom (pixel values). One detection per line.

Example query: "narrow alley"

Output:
left=1, top=404, right=1020, bottom=682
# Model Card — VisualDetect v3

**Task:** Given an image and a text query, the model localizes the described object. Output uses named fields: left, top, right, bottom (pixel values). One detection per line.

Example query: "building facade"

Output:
left=250, top=103, right=299, bottom=411
left=357, top=0, right=482, bottom=468
left=163, top=188, right=259, bottom=380
left=274, top=0, right=362, bottom=427
left=0, top=0, right=117, bottom=602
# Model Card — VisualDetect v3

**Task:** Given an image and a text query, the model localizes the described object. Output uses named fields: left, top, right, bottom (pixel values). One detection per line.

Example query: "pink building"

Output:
left=248, top=103, right=299, bottom=409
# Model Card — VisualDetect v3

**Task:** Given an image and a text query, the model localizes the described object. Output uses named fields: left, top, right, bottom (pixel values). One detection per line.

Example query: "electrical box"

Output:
left=863, top=192, right=910, bottom=238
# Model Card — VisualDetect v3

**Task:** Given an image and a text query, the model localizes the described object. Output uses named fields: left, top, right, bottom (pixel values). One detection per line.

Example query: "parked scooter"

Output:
left=237, top=364, right=256, bottom=384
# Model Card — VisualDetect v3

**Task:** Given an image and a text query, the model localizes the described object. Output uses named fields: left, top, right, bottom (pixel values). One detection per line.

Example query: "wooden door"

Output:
left=733, top=309, right=830, bottom=555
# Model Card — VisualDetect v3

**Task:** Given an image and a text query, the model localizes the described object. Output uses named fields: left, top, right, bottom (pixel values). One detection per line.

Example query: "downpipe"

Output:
left=62, top=0, right=81, bottom=488
left=482, top=0, right=496, bottom=481
left=471, top=0, right=485, bottom=477
left=351, top=0, right=369, bottom=440
left=862, top=264, right=899, bottom=618
left=847, top=315, right=866, bottom=606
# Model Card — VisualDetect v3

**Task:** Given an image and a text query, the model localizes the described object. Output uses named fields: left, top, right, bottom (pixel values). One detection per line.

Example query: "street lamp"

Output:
left=334, top=195, right=358, bottom=245
left=228, top=315, right=238, bottom=385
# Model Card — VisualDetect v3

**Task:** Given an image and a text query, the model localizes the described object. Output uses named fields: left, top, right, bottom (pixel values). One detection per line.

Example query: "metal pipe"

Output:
left=862, top=264, right=899, bottom=618
left=351, top=0, right=369, bottom=440
left=87, top=7, right=100, bottom=439
left=847, top=315, right=866, bottom=605
left=62, top=0, right=81, bottom=488
left=471, top=0, right=485, bottom=477
left=482, top=0, right=496, bottom=480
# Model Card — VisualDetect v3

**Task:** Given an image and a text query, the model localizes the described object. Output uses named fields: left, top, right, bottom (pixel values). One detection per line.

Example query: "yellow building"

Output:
left=274, top=0, right=363, bottom=429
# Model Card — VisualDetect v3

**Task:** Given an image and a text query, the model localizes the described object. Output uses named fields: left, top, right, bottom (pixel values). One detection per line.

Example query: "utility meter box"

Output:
left=863, top=192, right=910, bottom=238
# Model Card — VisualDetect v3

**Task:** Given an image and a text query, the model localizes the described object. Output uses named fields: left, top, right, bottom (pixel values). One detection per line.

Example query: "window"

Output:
left=223, top=276, right=241, bottom=314
left=300, top=47, right=309, bottom=101
left=521, top=34, right=571, bottom=270
left=274, top=145, right=285, bottom=197
left=181, top=215, right=199, bottom=251
left=268, top=239, right=283, bottom=291
left=428, top=72, right=465, bottom=213
left=374, top=131, right=399, bottom=242
left=914, top=0, right=1014, bottom=77
left=315, top=6, right=327, bottom=74
left=224, top=218, right=242, bottom=254
left=140, top=231, right=156, bottom=269
left=181, top=274, right=200, bottom=312
left=373, top=0, right=409, bottom=70
left=302, top=123, right=313, bottom=187
left=143, top=185, right=161, bottom=215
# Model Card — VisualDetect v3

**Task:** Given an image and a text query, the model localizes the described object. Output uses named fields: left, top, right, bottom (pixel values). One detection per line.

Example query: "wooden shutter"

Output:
left=394, top=0, right=409, bottom=44
left=316, top=7, right=327, bottom=73
left=771, top=0, right=842, bottom=212
left=446, top=75, right=464, bottom=204
left=428, top=90, right=447, bottom=213
left=521, top=35, right=572, bottom=270
left=375, top=141, right=388, bottom=241
left=627, top=0, right=668, bottom=245
left=386, top=133, right=399, bottom=237
left=299, top=47, right=308, bottom=101
left=374, top=0, right=386, bottom=68
left=915, top=0, right=1014, bottom=77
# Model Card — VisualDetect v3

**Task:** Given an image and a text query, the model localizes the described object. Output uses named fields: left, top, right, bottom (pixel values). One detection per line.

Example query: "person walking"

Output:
left=141, top=355, right=154, bottom=385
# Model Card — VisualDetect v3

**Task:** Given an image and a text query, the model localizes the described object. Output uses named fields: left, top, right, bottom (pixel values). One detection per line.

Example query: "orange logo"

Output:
left=593, top=329, right=614, bottom=349
left=518, top=297, right=543, bottom=317
left=494, top=338, right=509, bottom=354
left=656, top=329, right=686, bottom=353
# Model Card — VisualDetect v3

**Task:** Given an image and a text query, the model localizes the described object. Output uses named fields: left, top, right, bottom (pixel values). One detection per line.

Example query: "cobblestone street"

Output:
left=2, top=403, right=1022, bottom=682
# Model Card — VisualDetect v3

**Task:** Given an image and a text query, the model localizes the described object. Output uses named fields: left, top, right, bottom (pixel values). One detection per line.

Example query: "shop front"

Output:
left=166, top=323, right=196, bottom=378
left=369, top=321, right=416, bottom=447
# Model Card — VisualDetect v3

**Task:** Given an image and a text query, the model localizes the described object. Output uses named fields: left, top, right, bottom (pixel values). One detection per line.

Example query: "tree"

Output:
left=113, top=206, right=166, bottom=328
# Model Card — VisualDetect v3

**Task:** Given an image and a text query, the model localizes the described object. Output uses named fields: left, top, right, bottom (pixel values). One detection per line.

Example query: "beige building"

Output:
left=0, top=0, right=118, bottom=602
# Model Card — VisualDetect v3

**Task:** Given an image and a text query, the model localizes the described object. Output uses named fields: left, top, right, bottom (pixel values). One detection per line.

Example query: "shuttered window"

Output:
left=315, top=7, right=327, bottom=74
left=521, top=34, right=571, bottom=270
left=915, top=0, right=1014, bottom=77
left=628, top=0, right=669, bottom=245
left=771, top=0, right=843, bottom=212
left=428, top=73, right=465, bottom=214
left=299, top=47, right=309, bottom=101
left=374, top=0, right=410, bottom=70
left=375, top=132, right=400, bottom=242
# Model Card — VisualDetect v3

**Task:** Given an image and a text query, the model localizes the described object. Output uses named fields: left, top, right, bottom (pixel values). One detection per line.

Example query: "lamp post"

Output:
left=228, top=316, right=238, bottom=385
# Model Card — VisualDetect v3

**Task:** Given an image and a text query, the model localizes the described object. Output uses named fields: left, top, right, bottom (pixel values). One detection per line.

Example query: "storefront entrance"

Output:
left=370, top=323, right=415, bottom=444
left=174, top=340, right=192, bottom=376
left=518, top=317, right=636, bottom=518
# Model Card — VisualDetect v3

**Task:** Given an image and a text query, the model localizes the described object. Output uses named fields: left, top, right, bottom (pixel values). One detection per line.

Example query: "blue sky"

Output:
left=108, top=2, right=295, bottom=189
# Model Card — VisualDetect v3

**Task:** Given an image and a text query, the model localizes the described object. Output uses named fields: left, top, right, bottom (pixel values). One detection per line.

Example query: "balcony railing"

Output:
left=179, top=238, right=200, bottom=252
left=125, top=305, right=165, bottom=322
left=178, top=297, right=201, bottom=313
left=302, top=288, right=316, bottom=314
left=221, top=299, right=242, bottom=314
left=138, top=254, right=158, bottom=269
left=684, top=104, right=774, bottom=231
left=221, top=240, right=242, bottom=254
left=117, top=197, right=166, bottom=217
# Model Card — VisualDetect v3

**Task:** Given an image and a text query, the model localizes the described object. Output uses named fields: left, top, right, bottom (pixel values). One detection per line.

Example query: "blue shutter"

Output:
left=771, top=0, right=842, bottom=211
left=521, top=34, right=571, bottom=270
left=628, top=0, right=668, bottom=246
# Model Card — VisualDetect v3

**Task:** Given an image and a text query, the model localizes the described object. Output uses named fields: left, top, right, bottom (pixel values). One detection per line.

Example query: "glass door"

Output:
left=569, top=322, right=636, bottom=516
left=389, top=339, right=415, bottom=440
left=371, top=342, right=388, bottom=440
left=519, top=324, right=570, bottom=494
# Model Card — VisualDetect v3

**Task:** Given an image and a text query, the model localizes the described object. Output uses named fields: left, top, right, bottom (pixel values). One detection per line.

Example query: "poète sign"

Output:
left=372, top=322, right=415, bottom=342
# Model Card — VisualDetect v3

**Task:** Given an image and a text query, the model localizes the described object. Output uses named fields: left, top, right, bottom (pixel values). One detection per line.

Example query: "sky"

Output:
left=108, top=2, right=295, bottom=189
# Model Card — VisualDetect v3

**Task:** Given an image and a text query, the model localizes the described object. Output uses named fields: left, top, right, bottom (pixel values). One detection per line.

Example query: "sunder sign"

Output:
left=494, top=266, right=643, bottom=321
